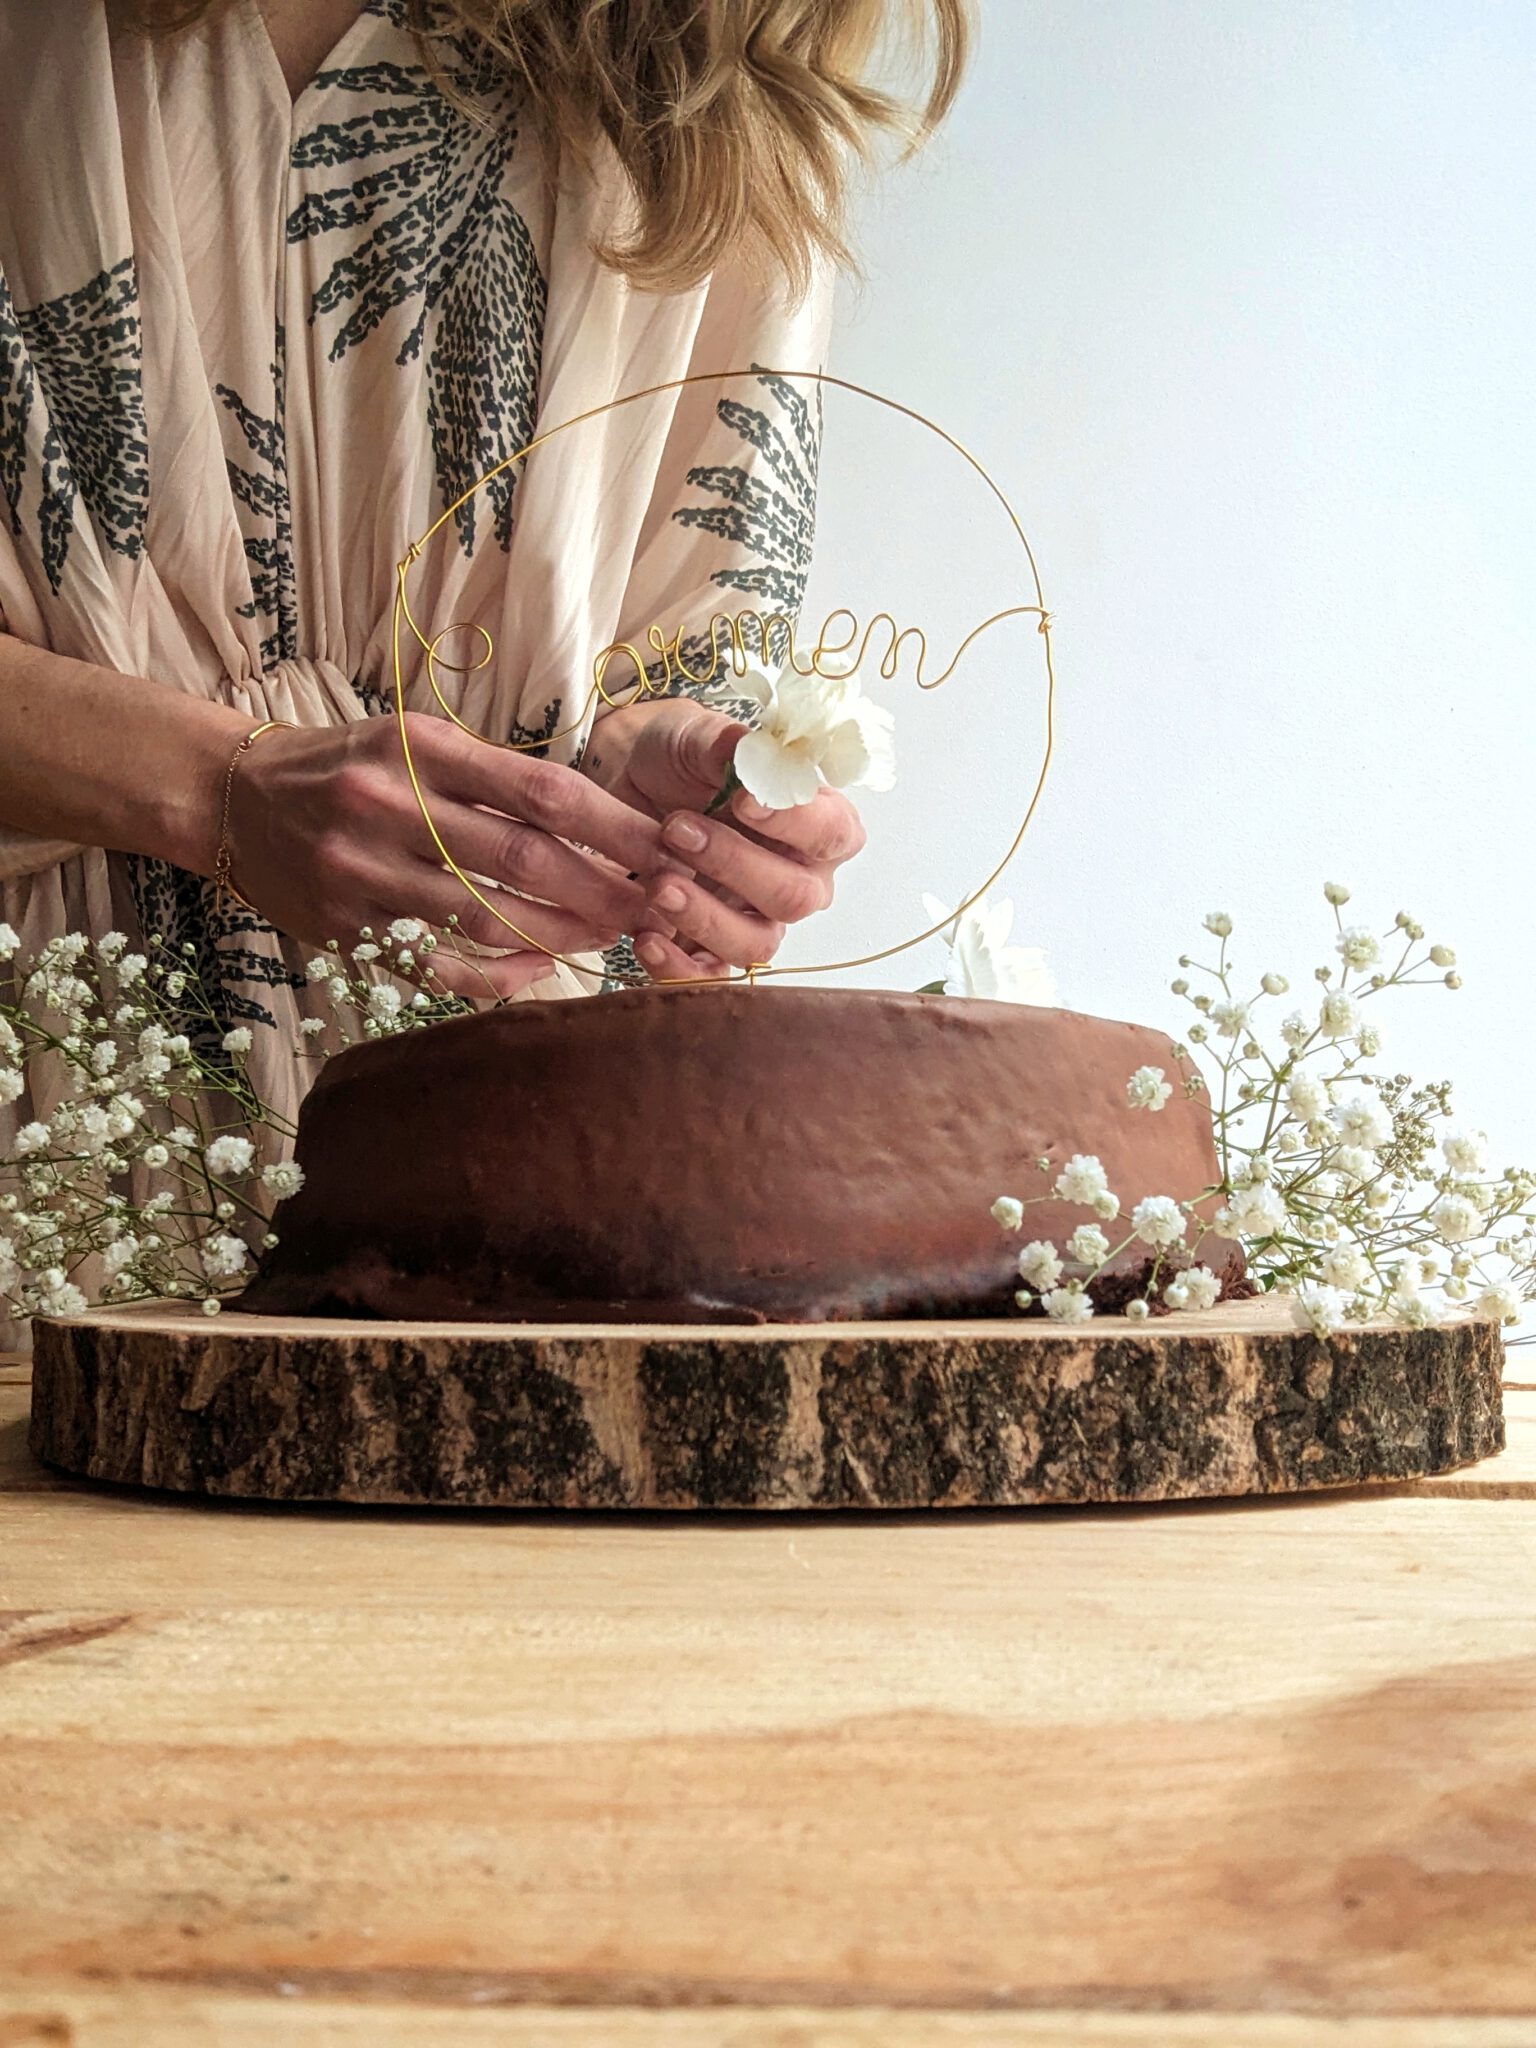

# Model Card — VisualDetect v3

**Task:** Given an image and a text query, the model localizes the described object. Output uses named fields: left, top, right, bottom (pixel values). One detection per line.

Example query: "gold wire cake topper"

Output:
left=390, top=367, right=1057, bottom=987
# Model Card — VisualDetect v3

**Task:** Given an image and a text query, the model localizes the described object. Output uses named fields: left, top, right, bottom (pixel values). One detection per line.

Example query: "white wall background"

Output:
left=790, top=0, right=1536, bottom=1171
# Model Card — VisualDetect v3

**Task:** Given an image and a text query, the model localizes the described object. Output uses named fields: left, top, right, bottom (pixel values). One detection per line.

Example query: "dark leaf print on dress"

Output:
left=286, top=1, right=547, bottom=556
left=127, top=860, right=305, bottom=1062
left=216, top=326, right=298, bottom=669
left=0, top=255, right=149, bottom=594
left=656, top=367, right=826, bottom=717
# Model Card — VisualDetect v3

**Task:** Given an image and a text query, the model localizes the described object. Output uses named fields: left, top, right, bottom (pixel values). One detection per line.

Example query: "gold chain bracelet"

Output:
left=212, top=719, right=294, bottom=912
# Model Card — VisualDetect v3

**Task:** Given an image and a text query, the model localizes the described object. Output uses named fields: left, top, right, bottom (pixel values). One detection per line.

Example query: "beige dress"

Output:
left=0, top=0, right=833, bottom=1143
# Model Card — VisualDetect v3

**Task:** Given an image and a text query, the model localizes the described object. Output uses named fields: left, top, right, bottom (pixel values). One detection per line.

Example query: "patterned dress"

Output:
left=0, top=0, right=831, bottom=1144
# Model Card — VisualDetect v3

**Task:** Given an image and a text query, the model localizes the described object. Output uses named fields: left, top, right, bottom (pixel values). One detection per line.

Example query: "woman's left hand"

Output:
left=581, top=697, right=866, bottom=980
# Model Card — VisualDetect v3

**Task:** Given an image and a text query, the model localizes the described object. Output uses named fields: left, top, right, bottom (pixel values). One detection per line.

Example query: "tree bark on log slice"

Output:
left=28, top=1300, right=1504, bottom=1511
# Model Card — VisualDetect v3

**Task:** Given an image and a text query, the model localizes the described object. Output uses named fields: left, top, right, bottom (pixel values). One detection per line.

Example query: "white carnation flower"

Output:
left=921, top=893, right=1055, bottom=1006
left=204, top=1134, right=255, bottom=1180
left=1066, top=1224, right=1110, bottom=1267
left=261, top=1161, right=306, bottom=1200
left=1018, top=1239, right=1064, bottom=1291
left=1043, top=1285, right=1094, bottom=1324
left=1055, top=1154, right=1109, bottom=1207
left=991, top=1196, right=1024, bottom=1232
left=1429, top=1193, right=1479, bottom=1244
left=1130, top=1195, right=1185, bottom=1248
left=1442, top=1129, right=1488, bottom=1176
left=732, top=660, right=895, bottom=811
left=1127, top=1065, right=1172, bottom=1112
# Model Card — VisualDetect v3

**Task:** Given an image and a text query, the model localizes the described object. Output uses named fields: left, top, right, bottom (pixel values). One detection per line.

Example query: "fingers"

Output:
left=633, top=704, right=747, bottom=814
left=405, top=866, right=622, bottom=958
left=409, top=715, right=664, bottom=874
left=421, top=947, right=560, bottom=1001
left=642, top=869, right=786, bottom=971
left=407, top=794, right=648, bottom=932
left=729, top=786, right=867, bottom=867
left=656, top=810, right=832, bottom=926
left=633, top=932, right=733, bottom=983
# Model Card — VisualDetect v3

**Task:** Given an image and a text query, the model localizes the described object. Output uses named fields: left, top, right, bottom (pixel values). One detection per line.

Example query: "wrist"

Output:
left=149, top=698, right=274, bottom=876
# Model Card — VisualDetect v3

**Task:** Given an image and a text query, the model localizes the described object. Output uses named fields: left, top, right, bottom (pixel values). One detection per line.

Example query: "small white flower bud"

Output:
left=1324, top=882, right=1351, bottom=906
left=1125, top=1297, right=1150, bottom=1322
left=1261, top=972, right=1288, bottom=996
left=1445, top=971, right=1462, bottom=989
left=1429, top=944, right=1455, bottom=967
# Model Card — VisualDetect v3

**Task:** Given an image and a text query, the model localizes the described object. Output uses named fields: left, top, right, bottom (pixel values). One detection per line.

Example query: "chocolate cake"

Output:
left=240, top=985, right=1241, bottom=1323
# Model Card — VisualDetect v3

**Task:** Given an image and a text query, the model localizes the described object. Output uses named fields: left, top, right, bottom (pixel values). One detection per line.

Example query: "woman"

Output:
left=0, top=0, right=967, bottom=1138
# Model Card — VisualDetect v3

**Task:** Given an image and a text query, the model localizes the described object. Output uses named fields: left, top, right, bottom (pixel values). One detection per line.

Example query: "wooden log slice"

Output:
left=26, top=1299, right=1505, bottom=1510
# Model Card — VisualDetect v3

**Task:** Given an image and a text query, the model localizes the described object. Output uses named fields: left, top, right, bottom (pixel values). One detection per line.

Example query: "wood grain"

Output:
left=4, top=1361, right=1536, bottom=2042
left=26, top=1299, right=1505, bottom=1508
left=0, top=1990, right=1531, bottom=2046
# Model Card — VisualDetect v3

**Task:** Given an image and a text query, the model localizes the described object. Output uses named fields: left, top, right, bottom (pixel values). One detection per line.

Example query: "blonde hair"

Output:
left=108, top=1, right=971, bottom=296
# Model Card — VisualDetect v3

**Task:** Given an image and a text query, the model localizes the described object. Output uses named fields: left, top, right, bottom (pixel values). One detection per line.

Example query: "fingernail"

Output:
left=652, top=882, right=688, bottom=916
left=663, top=814, right=707, bottom=853
left=636, top=936, right=667, bottom=968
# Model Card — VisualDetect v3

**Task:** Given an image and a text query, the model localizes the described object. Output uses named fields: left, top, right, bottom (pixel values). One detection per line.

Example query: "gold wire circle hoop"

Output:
left=391, top=366, right=1058, bottom=988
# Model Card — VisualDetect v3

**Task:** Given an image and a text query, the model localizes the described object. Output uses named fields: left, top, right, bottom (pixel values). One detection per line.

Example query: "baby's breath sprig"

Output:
left=990, top=883, right=1534, bottom=1334
left=0, top=916, right=463, bottom=1330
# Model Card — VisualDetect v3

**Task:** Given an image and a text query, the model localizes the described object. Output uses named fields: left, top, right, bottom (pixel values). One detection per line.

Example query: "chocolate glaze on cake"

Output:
left=239, top=985, right=1242, bottom=1323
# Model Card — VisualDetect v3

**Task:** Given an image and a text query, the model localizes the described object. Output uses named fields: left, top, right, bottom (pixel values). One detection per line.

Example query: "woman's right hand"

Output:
left=225, top=713, right=665, bottom=999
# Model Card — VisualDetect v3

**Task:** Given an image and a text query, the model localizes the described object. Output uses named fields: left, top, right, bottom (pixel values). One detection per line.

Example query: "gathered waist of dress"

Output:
left=222, top=656, right=386, bottom=731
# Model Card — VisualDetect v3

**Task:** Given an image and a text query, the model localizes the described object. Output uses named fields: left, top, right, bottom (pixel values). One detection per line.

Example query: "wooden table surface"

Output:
left=3, top=1345, right=1535, bottom=2047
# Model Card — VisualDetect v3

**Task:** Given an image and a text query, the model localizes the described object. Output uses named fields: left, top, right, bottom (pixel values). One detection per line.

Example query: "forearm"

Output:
left=0, top=635, right=250, bottom=872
